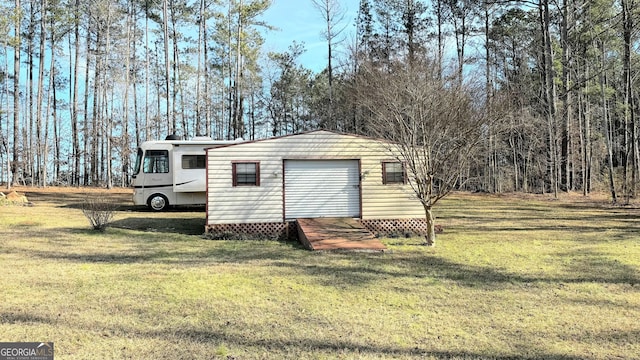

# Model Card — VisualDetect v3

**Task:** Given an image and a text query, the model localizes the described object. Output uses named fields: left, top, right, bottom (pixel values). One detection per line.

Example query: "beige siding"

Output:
left=207, top=156, right=283, bottom=224
left=206, top=131, right=425, bottom=225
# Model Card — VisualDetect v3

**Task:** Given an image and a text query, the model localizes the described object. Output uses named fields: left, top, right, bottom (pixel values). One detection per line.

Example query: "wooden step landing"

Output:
left=296, top=218, right=386, bottom=251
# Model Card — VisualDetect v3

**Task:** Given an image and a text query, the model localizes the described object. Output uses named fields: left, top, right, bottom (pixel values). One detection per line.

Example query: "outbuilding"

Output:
left=205, top=130, right=427, bottom=240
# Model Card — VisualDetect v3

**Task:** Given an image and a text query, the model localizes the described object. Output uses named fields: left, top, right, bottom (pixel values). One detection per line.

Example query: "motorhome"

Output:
left=132, top=135, right=242, bottom=211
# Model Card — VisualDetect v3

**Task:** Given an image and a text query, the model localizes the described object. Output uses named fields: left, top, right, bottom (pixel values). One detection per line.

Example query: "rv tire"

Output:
left=148, top=194, right=169, bottom=211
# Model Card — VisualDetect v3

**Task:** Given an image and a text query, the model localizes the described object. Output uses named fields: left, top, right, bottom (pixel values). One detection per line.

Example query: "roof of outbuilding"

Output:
left=205, top=129, right=392, bottom=151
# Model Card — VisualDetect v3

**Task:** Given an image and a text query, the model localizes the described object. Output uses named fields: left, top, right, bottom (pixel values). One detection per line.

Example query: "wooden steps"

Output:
left=296, top=218, right=386, bottom=251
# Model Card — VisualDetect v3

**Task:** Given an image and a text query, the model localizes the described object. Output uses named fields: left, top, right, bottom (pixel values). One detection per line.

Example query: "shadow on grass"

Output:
left=589, top=328, right=640, bottom=346
left=0, top=305, right=593, bottom=360
left=24, top=249, right=170, bottom=264
left=58, top=197, right=206, bottom=213
left=269, top=253, right=529, bottom=289
left=5, top=242, right=472, bottom=286
left=451, top=224, right=640, bottom=240
left=9, top=194, right=639, bottom=290
left=557, top=248, right=639, bottom=285
left=19, top=234, right=304, bottom=266
left=0, top=310, right=57, bottom=325
left=268, top=248, right=640, bottom=289
left=15, top=233, right=639, bottom=289
left=109, top=217, right=205, bottom=236
left=138, top=328, right=587, bottom=360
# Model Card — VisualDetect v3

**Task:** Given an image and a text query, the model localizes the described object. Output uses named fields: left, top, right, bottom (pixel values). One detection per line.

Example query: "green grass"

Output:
left=1, top=189, right=639, bottom=359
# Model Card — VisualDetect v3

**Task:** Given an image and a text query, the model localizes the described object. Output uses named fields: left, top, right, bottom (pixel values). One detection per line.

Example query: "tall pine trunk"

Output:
left=49, top=36, right=58, bottom=185
left=196, top=0, right=204, bottom=135
left=560, top=0, right=572, bottom=192
left=540, top=0, right=558, bottom=197
left=36, top=0, right=47, bottom=187
left=71, top=0, right=81, bottom=186
left=82, top=14, right=92, bottom=185
left=599, top=41, right=617, bottom=203
left=621, top=0, right=636, bottom=202
left=12, top=0, right=22, bottom=187
left=203, top=7, right=211, bottom=137
left=162, top=0, right=172, bottom=133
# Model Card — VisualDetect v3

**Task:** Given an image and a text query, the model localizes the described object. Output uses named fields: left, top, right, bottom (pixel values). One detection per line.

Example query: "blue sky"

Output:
left=259, top=0, right=360, bottom=73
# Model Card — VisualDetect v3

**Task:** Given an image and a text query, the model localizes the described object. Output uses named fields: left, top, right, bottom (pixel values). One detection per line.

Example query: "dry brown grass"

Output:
left=1, top=188, right=639, bottom=359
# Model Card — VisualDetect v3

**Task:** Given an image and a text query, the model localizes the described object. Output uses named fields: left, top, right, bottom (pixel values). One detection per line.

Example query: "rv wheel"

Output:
left=147, top=194, right=169, bottom=211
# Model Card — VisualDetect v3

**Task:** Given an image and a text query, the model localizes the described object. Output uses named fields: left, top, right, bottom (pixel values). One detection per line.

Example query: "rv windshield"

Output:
left=143, top=150, right=170, bottom=173
left=133, top=148, right=143, bottom=176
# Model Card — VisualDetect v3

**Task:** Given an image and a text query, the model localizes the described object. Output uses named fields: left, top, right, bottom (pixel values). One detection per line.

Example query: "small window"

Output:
left=382, top=161, right=405, bottom=185
left=182, top=155, right=206, bottom=169
left=232, top=162, right=260, bottom=186
left=143, top=150, right=169, bottom=173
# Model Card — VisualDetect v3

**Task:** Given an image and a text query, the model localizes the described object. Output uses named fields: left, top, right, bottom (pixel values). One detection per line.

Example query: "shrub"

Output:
left=82, top=196, right=117, bottom=231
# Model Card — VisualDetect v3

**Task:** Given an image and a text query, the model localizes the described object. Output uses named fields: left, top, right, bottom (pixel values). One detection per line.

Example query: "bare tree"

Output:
left=358, top=60, right=486, bottom=245
left=310, top=0, right=346, bottom=128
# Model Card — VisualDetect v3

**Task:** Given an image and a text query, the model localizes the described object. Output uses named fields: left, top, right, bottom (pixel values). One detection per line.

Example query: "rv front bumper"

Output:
left=132, top=188, right=145, bottom=206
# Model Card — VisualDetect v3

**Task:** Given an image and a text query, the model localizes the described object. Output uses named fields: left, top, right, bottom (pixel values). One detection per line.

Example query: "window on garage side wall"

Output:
left=382, top=161, right=406, bottom=185
left=232, top=161, right=260, bottom=186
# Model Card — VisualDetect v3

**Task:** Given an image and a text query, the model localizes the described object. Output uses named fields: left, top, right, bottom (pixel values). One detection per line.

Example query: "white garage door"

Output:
left=284, top=160, right=361, bottom=219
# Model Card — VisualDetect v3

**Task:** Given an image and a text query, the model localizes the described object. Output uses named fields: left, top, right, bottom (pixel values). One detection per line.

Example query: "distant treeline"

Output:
left=1, top=0, right=639, bottom=202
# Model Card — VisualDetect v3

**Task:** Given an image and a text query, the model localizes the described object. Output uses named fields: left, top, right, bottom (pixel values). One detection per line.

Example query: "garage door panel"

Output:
left=285, top=160, right=360, bottom=219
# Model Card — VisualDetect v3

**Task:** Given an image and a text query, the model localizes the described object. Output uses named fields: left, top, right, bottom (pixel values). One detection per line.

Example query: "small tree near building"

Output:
left=358, top=59, right=486, bottom=246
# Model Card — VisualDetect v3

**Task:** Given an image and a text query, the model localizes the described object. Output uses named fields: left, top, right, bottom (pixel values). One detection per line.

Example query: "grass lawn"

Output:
left=1, top=188, right=639, bottom=359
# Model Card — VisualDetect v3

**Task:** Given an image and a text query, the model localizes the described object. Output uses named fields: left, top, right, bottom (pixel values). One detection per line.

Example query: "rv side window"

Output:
left=133, top=148, right=143, bottom=175
left=143, top=150, right=169, bottom=173
left=182, top=155, right=206, bottom=169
